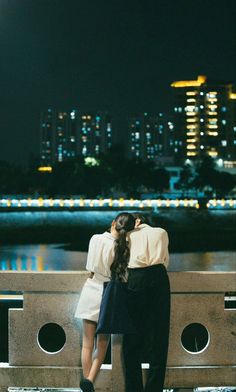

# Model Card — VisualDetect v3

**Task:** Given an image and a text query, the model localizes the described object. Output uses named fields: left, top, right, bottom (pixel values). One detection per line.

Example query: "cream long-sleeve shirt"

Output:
left=86, top=231, right=115, bottom=278
left=127, top=224, right=169, bottom=268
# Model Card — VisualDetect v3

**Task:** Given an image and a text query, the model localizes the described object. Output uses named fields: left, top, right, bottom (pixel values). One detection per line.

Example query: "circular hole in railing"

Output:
left=181, top=323, right=209, bottom=354
left=38, top=323, right=66, bottom=354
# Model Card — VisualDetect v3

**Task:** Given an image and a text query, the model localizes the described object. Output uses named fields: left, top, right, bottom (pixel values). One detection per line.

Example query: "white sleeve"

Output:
left=86, top=235, right=97, bottom=272
left=163, top=230, right=169, bottom=267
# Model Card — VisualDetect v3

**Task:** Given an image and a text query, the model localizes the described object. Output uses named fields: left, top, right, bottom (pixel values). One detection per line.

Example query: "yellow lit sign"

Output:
left=38, top=166, right=52, bottom=172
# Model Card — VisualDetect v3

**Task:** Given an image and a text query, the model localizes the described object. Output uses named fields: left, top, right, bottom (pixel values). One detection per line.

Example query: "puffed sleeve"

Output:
left=86, top=235, right=97, bottom=272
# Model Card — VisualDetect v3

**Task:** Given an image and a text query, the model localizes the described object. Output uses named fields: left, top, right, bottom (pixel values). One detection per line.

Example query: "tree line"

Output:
left=0, top=147, right=235, bottom=198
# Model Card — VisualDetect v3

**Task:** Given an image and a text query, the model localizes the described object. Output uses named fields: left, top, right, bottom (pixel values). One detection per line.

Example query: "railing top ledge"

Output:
left=0, top=271, right=235, bottom=293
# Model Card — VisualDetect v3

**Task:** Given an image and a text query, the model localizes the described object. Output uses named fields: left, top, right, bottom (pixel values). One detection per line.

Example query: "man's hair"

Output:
left=132, top=213, right=150, bottom=225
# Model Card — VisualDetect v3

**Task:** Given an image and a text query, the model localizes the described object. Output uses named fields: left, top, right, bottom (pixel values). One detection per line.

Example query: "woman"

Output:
left=75, top=212, right=135, bottom=392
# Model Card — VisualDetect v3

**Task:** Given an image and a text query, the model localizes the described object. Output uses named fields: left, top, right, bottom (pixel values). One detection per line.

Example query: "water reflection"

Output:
left=0, top=244, right=235, bottom=272
left=0, top=244, right=87, bottom=271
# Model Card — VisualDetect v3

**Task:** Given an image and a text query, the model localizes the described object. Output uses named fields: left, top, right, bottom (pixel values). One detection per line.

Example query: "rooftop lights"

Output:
left=171, top=75, right=207, bottom=88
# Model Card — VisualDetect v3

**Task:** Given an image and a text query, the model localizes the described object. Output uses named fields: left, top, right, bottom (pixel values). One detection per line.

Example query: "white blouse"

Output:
left=127, top=224, right=169, bottom=269
left=86, top=231, right=115, bottom=278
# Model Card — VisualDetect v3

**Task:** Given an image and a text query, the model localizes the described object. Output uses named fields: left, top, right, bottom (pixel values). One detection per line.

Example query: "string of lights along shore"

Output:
left=39, top=75, right=236, bottom=170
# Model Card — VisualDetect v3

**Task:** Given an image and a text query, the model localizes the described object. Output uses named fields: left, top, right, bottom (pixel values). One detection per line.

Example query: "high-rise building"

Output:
left=128, top=112, right=172, bottom=162
left=40, top=109, right=112, bottom=166
left=40, top=109, right=54, bottom=167
left=171, top=75, right=236, bottom=164
left=78, top=112, right=112, bottom=157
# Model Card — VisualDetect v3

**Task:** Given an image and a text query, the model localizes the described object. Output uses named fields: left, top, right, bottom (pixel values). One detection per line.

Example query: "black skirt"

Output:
left=96, top=280, right=136, bottom=334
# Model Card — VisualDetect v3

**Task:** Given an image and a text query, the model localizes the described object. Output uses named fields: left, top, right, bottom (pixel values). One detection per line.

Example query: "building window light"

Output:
left=221, top=140, right=227, bottom=146
left=208, top=151, right=218, bottom=157
left=187, top=118, right=197, bottom=123
left=208, top=104, right=218, bottom=109
left=200, top=105, right=204, bottom=109
left=185, top=105, right=196, bottom=111
left=200, top=145, right=204, bottom=149
left=187, top=144, right=196, bottom=150
left=221, top=107, right=227, bottom=112
left=207, top=112, right=218, bottom=116
left=200, top=119, right=204, bottom=123
left=200, top=132, right=204, bottom=136
left=222, top=120, right=226, bottom=125
left=186, top=91, right=197, bottom=96
left=200, top=92, right=204, bottom=96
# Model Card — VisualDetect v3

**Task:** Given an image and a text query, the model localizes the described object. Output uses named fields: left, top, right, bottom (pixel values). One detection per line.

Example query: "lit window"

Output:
left=221, top=107, right=227, bottom=112
left=200, top=92, right=204, bottom=96
left=200, top=132, right=204, bottom=136
left=200, top=119, right=204, bottom=122
left=222, top=120, right=226, bottom=125
left=200, top=105, right=204, bottom=109
left=221, top=140, right=227, bottom=146
left=200, top=145, right=204, bottom=150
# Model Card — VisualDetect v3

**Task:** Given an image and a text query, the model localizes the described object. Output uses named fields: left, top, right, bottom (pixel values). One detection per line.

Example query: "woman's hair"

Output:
left=132, top=213, right=150, bottom=225
left=110, top=212, right=135, bottom=281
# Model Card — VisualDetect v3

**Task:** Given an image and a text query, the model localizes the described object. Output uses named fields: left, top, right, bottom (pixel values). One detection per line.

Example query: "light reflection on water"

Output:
left=0, top=244, right=235, bottom=272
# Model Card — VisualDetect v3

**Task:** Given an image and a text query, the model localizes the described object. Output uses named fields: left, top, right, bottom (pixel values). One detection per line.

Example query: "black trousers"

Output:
left=123, top=264, right=170, bottom=392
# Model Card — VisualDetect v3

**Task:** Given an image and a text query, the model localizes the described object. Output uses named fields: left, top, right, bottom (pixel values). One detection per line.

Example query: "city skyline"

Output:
left=1, top=0, right=236, bottom=165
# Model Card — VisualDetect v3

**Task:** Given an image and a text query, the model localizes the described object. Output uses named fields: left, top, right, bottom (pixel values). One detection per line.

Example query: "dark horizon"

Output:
left=1, top=0, right=236, bottom=165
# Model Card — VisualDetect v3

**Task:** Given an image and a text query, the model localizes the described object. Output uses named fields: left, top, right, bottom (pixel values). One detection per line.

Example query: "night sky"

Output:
left=0, top=0, right=235, bottom=165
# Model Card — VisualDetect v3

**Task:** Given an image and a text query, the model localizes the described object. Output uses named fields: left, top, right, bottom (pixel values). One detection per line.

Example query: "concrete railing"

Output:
left=0, top=271, right=235, bottom=391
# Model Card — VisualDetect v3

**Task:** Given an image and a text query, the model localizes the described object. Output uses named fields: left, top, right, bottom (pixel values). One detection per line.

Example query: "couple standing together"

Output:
left=75, top=212, right=170, bottom=392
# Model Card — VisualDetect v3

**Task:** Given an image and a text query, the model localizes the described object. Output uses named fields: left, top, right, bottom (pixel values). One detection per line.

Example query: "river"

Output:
left=0, top=243, right=235, bottom=271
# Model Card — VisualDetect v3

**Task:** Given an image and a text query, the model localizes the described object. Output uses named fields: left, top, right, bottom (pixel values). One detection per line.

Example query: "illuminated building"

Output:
left=78, top=112, right=112, bottom=157
left=40, top=109, right=112, bottom=165
left=55, top=111, right=69, bottom=162
left=171, top=75, right=236, bottom=164
left=128, top=112, right=172, bottom=162
left=40, top=109, right=54, bottom=166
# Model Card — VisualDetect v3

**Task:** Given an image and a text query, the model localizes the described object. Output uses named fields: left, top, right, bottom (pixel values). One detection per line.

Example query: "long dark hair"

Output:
left=110, top=212, right=135, bottom=281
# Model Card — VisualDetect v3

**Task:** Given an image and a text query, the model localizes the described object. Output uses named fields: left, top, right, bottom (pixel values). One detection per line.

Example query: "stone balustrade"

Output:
left=0, top=271, right=235, bottom=391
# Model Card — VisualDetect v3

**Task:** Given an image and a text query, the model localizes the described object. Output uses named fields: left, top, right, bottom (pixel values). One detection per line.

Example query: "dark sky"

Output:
left=1, top=0, right=236, bottom=165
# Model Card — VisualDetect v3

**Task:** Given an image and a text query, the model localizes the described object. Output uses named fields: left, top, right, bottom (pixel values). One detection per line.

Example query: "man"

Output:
left=123, top=213, right=170, bottom=392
